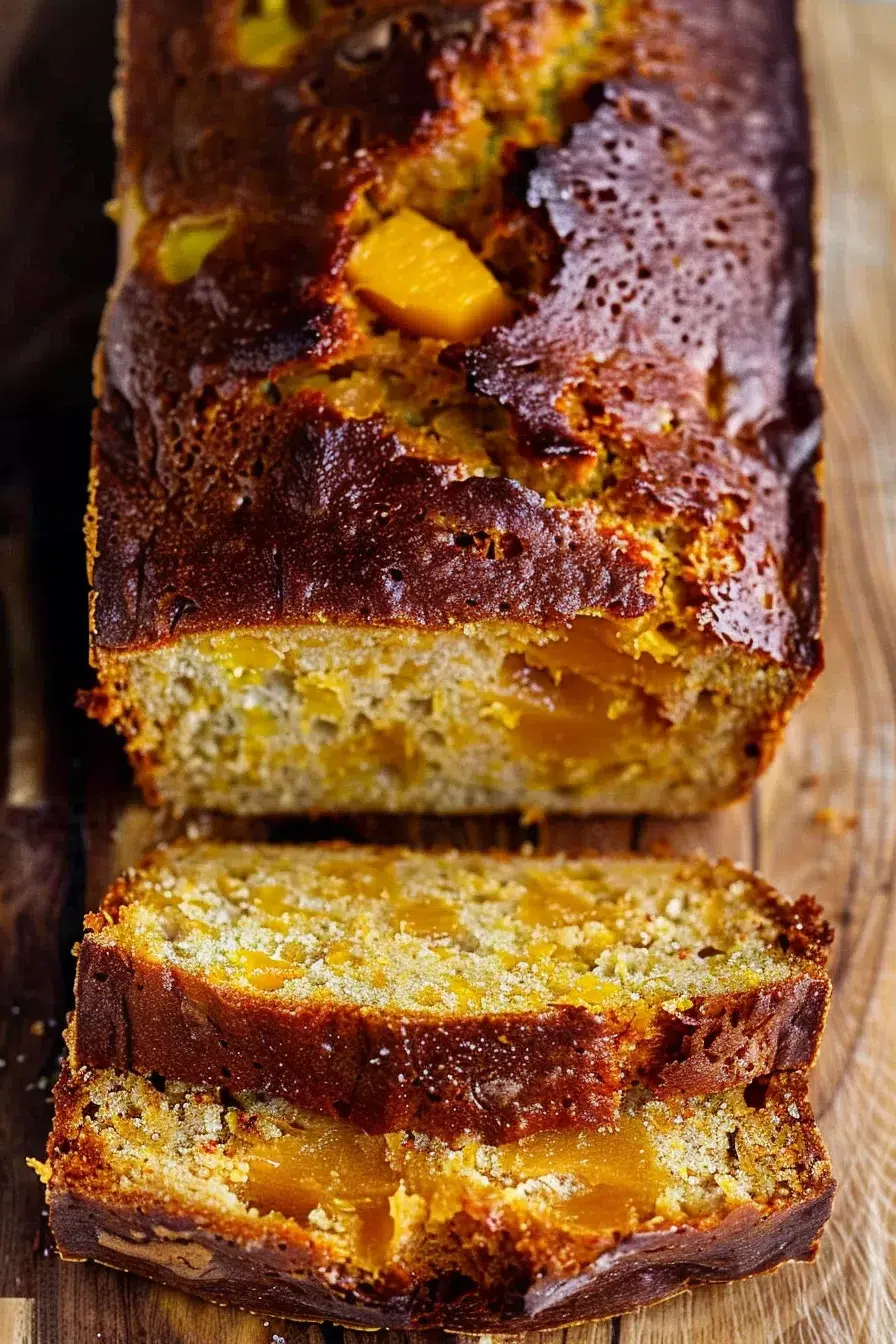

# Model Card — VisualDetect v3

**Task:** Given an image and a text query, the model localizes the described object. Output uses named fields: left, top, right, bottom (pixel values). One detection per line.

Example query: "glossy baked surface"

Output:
left=91, top=0, right=820, bottom=657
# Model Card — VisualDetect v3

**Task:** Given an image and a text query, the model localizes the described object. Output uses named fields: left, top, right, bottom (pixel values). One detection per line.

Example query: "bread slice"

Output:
left=84, top=0, right=822, bottom=819
left=73, top=843, right=831, bottom=1143
left=43, top=1063, right=834, bottom=1331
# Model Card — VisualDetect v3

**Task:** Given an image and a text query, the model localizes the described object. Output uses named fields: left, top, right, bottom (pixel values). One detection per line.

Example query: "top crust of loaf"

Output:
left=89, top=0, right=821, bottom=671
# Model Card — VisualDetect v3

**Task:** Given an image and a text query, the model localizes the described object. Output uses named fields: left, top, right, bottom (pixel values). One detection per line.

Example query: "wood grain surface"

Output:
left=1, top=0, right=895, bottom=1340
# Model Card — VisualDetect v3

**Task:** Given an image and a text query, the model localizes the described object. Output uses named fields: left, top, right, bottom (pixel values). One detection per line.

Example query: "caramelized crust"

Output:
left=92, top=0, right=820, bottom=655
left=92, top=401, right=658, bottom=647
left=45, top=1066, right=835, bottom=1331
left=72, top=844, right=831, bottom=1142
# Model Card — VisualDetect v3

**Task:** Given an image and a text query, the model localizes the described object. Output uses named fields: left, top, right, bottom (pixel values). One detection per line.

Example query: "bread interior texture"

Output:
left=95, top=619, right=793, bottom=814
left=101, top=845, right=812, bottom=1017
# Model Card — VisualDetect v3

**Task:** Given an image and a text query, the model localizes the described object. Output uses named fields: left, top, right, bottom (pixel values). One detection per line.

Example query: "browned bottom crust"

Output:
left=73, top=938, right=830, bottom=1143
left=50, top=1188, right=834, bottom=1331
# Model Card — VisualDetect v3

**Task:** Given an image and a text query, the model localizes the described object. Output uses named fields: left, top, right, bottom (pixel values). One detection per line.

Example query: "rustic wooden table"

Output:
left=1, top=0, right=894, bottom=1340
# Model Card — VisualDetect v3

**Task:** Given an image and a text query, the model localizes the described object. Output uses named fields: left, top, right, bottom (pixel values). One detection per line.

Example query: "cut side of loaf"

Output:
left=44, top=1064, right=835, bottom=1332
left=73, top=843, right=831, bottom=1143
left=91, top=623, right=806, bottom=818
left=84, top=0, right=822, bottom=817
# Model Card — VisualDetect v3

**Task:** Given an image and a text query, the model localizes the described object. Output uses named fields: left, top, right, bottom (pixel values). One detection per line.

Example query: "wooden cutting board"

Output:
left=1, top=0, right=894, bottom=1339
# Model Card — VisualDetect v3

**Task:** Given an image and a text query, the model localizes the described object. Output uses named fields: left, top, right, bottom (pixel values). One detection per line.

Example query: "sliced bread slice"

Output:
left=43, top=1063, right=835, bottom=1332
left=73, top=843, right=831, bottom=1142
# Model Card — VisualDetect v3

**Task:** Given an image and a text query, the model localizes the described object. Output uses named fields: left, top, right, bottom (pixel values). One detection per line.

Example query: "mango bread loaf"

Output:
left=83, top=0, right=822, bottom=816
left=73, top=843, right=831, bottom=1143
left=42, top=1064, right=834, bottom=1331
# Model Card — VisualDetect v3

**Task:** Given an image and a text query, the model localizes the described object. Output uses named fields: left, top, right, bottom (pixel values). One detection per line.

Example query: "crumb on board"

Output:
left=812, top=807, right=858, bottom=835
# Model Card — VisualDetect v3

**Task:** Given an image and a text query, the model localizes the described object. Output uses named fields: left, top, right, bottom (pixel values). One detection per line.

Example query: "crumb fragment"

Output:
left=812, top=807, right=857, bottom=835
left=520, top=806, right=546, bottom=827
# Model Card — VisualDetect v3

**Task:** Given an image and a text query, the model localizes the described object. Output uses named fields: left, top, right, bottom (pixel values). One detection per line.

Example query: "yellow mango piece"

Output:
left=244, top=707, right=279, bottom=739
left=519, top=871, right=604, bottom=928
left=390, top=895, right=459, bottom=938
left=480, top=701, right=521, bottom=730
left=501, top=1114, right=661, bottom=1234
left=210, top=634, right=282, bottom=674
left=237, top=0, right=303, bottom=67
left=231, top=949, right=296, bottom=991
left=325, top=941, right=354, bottom=968
left=528, top=939, right=559, bottom=962
left=299, top=677, right=345, bottom=728
left=157, top=213, right=233, bottom=284
left=254, top=881, right=293, bottom=919
left=566, top=972, right=616, bottom=1007
left=632, top=628, right=680, bottom=662
left=346, top=209, right=512, bottom=342
left=448, top=976, right=483, bottom=1010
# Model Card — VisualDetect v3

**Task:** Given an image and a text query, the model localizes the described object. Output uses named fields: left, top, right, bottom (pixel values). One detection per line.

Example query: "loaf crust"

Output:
left=91, top=0, right=820, bottom=658
left=46, top=1067, right=835, bottom=1332
left=72, top=845, right=832, bottom=1143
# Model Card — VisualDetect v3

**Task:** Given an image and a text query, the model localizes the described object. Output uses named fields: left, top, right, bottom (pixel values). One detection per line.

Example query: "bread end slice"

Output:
left=44, top=1064, right=834, bottom=1331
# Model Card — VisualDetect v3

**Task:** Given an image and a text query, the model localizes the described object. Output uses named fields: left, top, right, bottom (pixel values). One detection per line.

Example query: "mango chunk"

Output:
left=213, top=634, right=283, bottom=673
left=157, top=213, right=233, bottom=284
left=632, top=628, right=680, bottom=662
left=237, top=0, right=303, bottom=67
left=346, top=209, right=513, bottom=342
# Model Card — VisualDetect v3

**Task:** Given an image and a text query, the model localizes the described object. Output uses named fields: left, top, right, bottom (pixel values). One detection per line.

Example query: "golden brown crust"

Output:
left=46, top=1066, right=835, bottom=1331
left=91, top=395, right=659, bottom=647
left=466, top=1, right=824, bottom=668
left=89, top=0, right=821, bottom=675
left=72, top=846, right=832, bottom=1142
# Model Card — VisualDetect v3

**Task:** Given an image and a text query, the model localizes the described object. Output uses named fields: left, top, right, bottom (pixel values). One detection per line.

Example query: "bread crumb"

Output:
left=27, top=1157, right=51, bottom=1183
left=812, top=807, right=857, bottom=835
left=520, top=806, right=546, bottom=827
